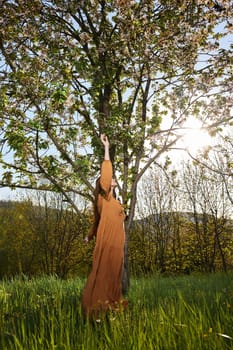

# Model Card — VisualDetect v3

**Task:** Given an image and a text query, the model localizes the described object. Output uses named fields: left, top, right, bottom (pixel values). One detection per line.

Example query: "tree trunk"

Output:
left=122, top=229, right=130, bottom=295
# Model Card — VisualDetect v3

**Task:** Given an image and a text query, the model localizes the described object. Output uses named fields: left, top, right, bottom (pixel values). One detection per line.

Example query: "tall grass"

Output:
left=0, top=273, right=233, bottom=349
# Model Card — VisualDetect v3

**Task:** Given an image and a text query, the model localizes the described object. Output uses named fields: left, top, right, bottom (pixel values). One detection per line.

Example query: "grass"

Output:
left=0, top=273, right=233, bottom=349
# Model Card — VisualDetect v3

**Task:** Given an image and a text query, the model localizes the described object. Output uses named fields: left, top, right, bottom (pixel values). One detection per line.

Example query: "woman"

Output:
left=81, top=134, right=127, bottom=318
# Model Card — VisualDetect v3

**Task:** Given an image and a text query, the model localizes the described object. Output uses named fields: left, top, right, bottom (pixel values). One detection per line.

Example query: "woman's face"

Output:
left=111, top=178, right=117, bottom=188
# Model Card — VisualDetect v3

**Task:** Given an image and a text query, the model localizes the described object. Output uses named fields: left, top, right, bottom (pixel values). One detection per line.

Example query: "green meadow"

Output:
left=0, top=273, right=233, bottom=350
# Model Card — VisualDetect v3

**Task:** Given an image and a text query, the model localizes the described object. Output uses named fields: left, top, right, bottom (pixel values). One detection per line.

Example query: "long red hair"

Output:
left=88, top=177, right=116, bottom=240
left=88, top=177, right=106, bottom=239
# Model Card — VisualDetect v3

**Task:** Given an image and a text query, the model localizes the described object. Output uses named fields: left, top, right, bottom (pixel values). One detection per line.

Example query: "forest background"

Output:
left=0, top=1, right=233, bottom=289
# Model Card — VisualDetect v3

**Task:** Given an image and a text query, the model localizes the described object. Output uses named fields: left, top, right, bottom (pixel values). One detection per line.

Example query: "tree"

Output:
left=181, top=160, right=232, bottom=272
left=202, top=132, right=233, bottom=207
left=0, top=0, right=232, bottom=289
left=134, top=159, right=233, bottom=274
left=136, top=163, right=179, bottom=272
left=0, top=201, right=37, bottom=277
left=136, top=162, right=197, bottom=274
left=24, top=191, right=91, bottom=277
left=0, top=195, right=92, bottom=278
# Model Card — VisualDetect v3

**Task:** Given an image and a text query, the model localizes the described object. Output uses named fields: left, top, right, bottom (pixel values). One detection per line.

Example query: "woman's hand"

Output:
left=101, top=134, right=110, bottom=160
left=100, top=134, right=109, bottom=148
left=84, top=236, right=89, bottom=243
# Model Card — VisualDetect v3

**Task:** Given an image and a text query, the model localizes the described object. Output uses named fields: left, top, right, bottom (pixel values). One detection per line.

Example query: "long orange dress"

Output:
left=81, top=160, right=126, bottom=317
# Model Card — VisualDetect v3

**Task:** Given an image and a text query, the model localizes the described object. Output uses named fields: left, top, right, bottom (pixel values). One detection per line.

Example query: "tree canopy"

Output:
left=0, top=0, right=232, bottom=232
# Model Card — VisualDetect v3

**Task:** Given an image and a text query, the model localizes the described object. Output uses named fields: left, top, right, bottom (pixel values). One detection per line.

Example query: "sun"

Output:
left=181, top=117, right=212, bottom=154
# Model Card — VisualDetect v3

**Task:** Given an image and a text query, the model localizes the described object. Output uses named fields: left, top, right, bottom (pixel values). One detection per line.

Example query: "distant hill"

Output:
left=133, top=211, right=233, bottom=227
left=0, top=201, right=232, bottom=228
left=0, top=200, right=18, bottom=209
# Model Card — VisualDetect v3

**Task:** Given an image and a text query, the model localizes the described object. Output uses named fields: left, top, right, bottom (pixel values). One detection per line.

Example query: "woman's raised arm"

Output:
left=100, top=134, right=110, bottom=160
